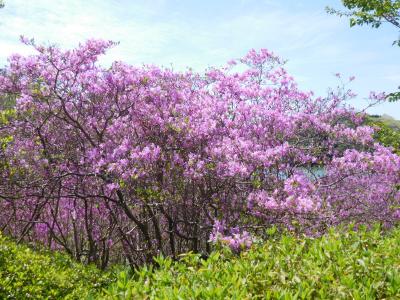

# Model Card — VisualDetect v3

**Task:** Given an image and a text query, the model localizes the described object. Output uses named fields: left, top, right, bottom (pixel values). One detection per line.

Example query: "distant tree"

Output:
left=326, top=0, right=400, bottom=45
left=327, top=0, right=400, bottom=101
left=366, top=115, right=400, bottom=154
left=0, top=1, right=4, bottom=9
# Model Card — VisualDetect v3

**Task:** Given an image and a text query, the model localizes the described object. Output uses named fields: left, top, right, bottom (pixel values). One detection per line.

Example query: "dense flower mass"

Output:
left=0, top=39, right=399, bottom=267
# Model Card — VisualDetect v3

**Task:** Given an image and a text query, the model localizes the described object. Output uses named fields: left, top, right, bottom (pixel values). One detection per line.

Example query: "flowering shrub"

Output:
left=0, top=38, right=399, bottom=266
left=209, top=221, right=253, bottom=253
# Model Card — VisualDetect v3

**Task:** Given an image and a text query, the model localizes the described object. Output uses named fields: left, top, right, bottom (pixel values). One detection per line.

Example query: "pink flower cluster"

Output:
left=0, top=38, right=399, bottom=265
left=209, top=221, right=253, bottom=253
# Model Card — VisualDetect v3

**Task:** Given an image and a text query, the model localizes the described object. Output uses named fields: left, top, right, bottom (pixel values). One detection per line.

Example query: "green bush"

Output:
left=104, top=226, right=400, bottom=299
left=0, top=233, right=113, bottom=299
left=366, top=115, right=400, bottom=154
left=2, top=226, right=400, bottom=299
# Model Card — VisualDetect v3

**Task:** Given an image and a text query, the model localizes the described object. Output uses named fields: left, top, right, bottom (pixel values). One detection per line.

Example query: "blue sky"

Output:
left=0, top=0, right=399, bottom=118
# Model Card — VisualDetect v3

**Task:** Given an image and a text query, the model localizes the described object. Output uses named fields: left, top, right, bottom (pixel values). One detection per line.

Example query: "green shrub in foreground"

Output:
left=1, top=227, right=400, bottom=299
left=104, top=226, right=400, bottom=300
left=0, top=233, right=113, bottom=299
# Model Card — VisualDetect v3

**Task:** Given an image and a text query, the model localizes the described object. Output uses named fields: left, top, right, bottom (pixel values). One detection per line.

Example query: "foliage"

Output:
left=386, top=90, right=400, bottom=102
left=2, top=225, right=399, bottom=299
left=0, top=232, right=113, bottom=300
left=326, top=0, right=400, bottom=45
left=0, top=39, right=399, bottom=267
left=326, top=0, right=400, bottom=102
left=370, top=114, right=400, bottom=130
left=367, top=114, right=400, bottom=154
left=103, top=226, right=400, bottom=299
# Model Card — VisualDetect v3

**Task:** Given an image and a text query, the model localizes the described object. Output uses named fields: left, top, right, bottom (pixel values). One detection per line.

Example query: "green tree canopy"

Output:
left=327, top=0, right=400, bottom=44
left=327, top=0, right=400, bottom=101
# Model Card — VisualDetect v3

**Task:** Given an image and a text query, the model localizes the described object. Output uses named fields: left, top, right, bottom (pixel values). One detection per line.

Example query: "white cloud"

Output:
left=0, top=0, right=346, bottom=67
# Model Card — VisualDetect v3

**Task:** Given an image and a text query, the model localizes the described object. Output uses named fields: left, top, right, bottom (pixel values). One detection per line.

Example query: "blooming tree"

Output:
left=0, top=39, right=399, bottom=267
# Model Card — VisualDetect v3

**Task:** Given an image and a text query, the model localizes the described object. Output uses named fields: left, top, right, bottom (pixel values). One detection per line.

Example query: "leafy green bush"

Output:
left=104, top=226, right=400, bottom=299
left=2, top=226, right=400, bottom=299
left=367, top=115, right=400, bottom=154
left=0, top=233, right=113, bottom=299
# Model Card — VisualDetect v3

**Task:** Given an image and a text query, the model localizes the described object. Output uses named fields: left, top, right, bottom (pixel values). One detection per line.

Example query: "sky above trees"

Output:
left=0, top=0, right=399, bottom=117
